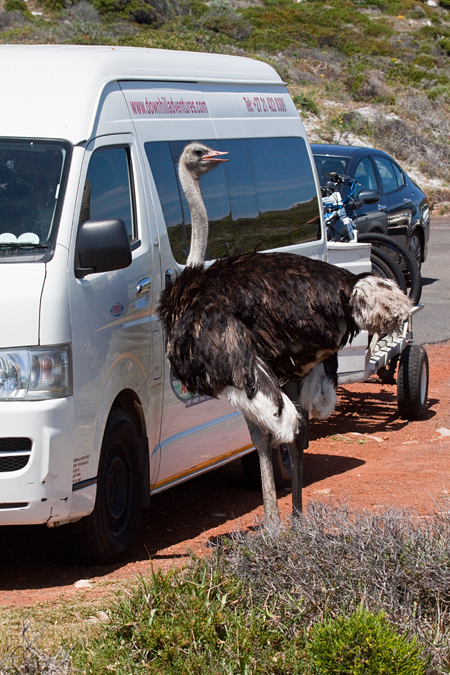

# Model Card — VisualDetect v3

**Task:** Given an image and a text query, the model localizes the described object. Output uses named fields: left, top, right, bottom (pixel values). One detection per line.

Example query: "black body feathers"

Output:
left=158, top=251, right=366, bottom=400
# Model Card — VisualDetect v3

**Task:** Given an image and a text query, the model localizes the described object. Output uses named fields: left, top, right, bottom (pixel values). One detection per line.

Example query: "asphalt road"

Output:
left=411, top=216, right=450, bottom=345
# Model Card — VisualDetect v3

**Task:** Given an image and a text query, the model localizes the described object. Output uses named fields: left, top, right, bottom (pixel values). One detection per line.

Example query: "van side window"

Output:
left=245, top=137, right=320, bottom=251
left=145, top=137, right=320, bottom=264
left=79, top=146, right=136, bottom=241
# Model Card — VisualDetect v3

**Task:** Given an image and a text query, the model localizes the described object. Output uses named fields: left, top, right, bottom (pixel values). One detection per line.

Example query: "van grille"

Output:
left=0, top=438, right=32, bottom=473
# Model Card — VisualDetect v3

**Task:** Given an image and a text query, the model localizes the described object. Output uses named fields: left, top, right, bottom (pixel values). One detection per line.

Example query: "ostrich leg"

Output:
left=283, top=381, right=309, bottom=518
left=245, top=420, right=282, bottom=531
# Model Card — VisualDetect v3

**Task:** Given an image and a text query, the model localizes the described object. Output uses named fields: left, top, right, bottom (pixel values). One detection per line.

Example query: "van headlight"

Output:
left=0, top=344, right=72, bottom=400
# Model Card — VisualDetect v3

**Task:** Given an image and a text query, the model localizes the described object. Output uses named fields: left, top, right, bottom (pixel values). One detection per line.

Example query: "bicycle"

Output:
left=321, top=172, right=422, bottom=305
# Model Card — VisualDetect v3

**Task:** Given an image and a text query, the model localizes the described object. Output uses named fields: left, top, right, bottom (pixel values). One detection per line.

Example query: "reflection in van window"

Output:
left=0, top=139, right=69, bottom=253
left=80, top=146, right=135, bottom=240
left=145, top=137, right=320, bottom=264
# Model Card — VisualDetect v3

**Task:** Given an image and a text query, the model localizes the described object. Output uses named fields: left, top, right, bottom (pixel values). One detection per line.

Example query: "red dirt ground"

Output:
left=1, top=341, right=449, bottom=609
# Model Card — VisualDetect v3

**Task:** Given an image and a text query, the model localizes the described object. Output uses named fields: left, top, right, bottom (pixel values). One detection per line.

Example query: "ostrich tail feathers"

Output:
left=350, top=275, right=413, bottom=336
left=300, top=363, right=337, bottom=420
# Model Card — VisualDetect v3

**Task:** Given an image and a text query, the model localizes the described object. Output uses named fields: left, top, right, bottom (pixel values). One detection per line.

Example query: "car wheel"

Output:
left=370, top=247, right=408, bottom=295
left=357, top=232, right=422, bottom=305
left=409, top=230, right=422, bottom=270
left=73, top=409, right=143, bottom=564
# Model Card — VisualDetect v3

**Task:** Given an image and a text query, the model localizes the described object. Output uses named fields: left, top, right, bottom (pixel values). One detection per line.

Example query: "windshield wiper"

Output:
left=0, top=242, right=48, bottom=249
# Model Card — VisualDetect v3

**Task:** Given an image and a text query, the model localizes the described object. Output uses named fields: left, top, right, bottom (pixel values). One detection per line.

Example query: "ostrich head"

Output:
left=178, top=142, right=228, bottom=267
left=179, top=142, right=228, bottom=180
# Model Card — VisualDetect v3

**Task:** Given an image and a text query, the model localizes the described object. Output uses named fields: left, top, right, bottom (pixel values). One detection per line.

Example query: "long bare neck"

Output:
left=179, top=162, right=208, bottom=267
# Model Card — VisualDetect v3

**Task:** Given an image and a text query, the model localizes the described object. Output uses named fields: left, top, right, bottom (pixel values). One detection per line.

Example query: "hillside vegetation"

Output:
left=1, top=0, right=450, bottom=206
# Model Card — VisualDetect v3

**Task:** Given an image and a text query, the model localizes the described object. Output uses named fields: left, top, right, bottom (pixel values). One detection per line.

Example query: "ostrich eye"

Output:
left=194, top=149, right=203, bottom=157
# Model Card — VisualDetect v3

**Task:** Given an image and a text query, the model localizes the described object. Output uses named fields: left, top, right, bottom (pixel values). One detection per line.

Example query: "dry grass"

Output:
left=219, top=500, right=450, bottom=673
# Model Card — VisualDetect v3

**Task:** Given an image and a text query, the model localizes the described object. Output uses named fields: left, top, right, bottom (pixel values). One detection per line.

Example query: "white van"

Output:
left=0, top=45, right=370, bottom=563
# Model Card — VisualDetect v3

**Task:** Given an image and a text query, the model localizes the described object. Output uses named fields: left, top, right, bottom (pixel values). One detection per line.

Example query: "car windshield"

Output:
left=0, top=139, right=71, bottom=260
left=313, top=154, right=350, bottom=187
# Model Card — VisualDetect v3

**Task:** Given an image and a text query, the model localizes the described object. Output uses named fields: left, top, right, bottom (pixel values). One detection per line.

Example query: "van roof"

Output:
left=0, top=45, right=283, bottom=143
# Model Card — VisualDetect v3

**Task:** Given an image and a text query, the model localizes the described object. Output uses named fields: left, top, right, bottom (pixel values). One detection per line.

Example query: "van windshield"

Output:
left=0, top=139, right=71, bottom=261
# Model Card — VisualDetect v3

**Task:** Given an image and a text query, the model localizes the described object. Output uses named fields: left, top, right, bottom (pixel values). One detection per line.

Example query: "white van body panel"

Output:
left=67, top=131, right=162, bottom=493
left=0, top=397, right=74, bottom=523
left=0, top=46, right=366, bottom=537
left=0, top=265, right=45, bottom=348
left=0, top=45, right=283, bottom=143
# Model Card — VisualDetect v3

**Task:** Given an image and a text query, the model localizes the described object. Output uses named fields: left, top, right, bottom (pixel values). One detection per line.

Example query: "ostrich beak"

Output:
left=203, top=150, right=229, bottom=162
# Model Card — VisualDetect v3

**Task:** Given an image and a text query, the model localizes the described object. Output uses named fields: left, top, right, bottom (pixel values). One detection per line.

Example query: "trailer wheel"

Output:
left=241, top=444, right=292, bottom=489
left=75, top=409, right=142, bottom=564
left=397, top=345, right=429, bottom=420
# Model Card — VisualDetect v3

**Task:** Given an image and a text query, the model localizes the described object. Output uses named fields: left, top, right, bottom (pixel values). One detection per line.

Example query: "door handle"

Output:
left=136, top=277, right=151, bottom=294
left=403, top=198, right=412, bottom=204
left=378, top=204, right=387, bottom=211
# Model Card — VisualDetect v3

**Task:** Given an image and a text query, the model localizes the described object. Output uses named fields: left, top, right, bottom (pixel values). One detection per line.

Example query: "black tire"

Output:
left=409, top=229, right=423, bottom=270
left=370, top=247, right=408, bottom=295
left=241, top=445, right=292, bottom=489
left=358, top=232, right=422, bottom=305
left=74, top=409, right=143, bottom=565
left=397, top=344, right=429, bottom=420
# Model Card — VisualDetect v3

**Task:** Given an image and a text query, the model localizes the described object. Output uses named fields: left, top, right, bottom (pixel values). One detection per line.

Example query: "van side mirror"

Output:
left=357, top=188, right=380, bottom=205
left=75, top=219, right=132, bottom=279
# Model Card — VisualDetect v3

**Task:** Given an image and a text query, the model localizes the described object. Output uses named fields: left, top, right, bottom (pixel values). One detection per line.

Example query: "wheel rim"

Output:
left=410, top=234, right=421, bottom=268
left=420, top=361, right=428, bottom=405
left=105, top=452, right=128, bottom=530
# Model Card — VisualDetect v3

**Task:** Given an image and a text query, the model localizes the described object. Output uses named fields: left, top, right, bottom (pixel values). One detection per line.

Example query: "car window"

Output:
left=373, top=156, right=402, bottom=195
left=313, top=155, right=349, bottom=186
left=79, top=146, right=136, bottom=241
left=354, top=157, right=377, bottom=191
left=392, top=161, right=405, bottom=188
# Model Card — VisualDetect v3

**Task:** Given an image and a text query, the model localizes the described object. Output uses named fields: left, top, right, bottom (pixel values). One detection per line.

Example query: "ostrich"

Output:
left=158, top=142, right=413, bottom=530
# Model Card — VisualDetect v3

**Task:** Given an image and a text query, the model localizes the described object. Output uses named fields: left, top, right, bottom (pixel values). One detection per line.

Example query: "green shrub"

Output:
left=306, top=608, right=425, bottom=675
left=4, top=0, right=28, bottom=12
left=439, top=37, right=450, bottom=56
left=292, top=93, right=319, bottom=115
left=200, top=0, right=251, bottom=41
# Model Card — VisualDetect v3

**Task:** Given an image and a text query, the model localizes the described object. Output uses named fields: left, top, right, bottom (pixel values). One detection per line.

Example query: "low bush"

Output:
left=292, top=93, right=319, bottom=115
left=222, top=501, right=450, bottom=672
left=306, top=608, right=425, bottom=675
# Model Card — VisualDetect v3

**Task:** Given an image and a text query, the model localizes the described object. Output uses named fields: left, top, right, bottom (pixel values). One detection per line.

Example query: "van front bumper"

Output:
left=0, top=398, right=75, bottom=525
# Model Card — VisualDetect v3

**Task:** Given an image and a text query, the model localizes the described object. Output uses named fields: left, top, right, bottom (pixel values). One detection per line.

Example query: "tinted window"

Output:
left=145, top=137, right=320, bottom=264
left=373, top=156, right=401, bottom=195
left=392, top=162, right=405, bottom=188
left=354, top=157, right=378, bottom=191
left=80, top=146, right=135, bottom=241
left=313, top=155, right=349, bottom=186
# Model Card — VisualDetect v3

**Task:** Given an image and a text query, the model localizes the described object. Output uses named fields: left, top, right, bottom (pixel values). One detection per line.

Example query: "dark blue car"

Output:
left=312, top=144, right=430, bottom=267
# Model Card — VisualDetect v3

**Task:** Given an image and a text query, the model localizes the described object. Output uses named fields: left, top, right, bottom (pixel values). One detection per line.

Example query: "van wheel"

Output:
left=75, top=409, right=142, bottom=565
left=397, top=345, right=429, bottom=420
left=241, top=444, right=292, bottom=489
